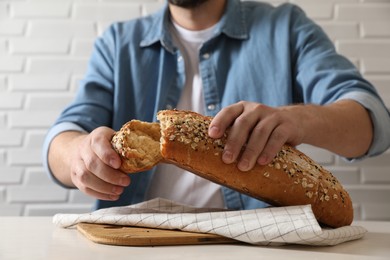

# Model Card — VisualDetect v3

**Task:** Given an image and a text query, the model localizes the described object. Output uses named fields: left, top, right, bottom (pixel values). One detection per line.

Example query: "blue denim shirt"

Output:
left=43, top=0, right=390, bottom=210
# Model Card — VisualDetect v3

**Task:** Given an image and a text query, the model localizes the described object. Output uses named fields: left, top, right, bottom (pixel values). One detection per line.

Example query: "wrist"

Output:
left=49, top=131, right=87, bottom=187
left=280, top=104, right=314, bottom=146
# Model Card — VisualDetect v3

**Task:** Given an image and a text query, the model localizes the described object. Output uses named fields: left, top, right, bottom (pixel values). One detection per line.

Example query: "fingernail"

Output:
left=209, top=126, right=219, bottom=137
left=120, top=176, right=130, bottom=186
left=258, top=155, right=268, bottom=165
left=238, top=159, right=249, bottom=171
left=112, top=186, right=123, bottom=195
left=109, top=194, right=119, bottom=201
left=222, top=150, right=233, bottom=163
left=110, top=158, right=120, bottom=169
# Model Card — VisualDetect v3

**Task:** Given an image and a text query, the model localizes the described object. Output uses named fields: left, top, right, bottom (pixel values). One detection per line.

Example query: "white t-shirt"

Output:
left=146, top=21, right=225, bottom=208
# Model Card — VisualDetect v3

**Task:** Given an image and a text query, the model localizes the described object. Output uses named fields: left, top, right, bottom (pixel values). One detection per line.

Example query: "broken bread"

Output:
left=111, top=110, right=354, bottom=228
left=111, top=120, right=162, bottom=173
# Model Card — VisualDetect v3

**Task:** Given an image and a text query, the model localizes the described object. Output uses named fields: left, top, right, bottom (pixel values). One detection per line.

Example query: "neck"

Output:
left=169, top=0, right=227, bottom=31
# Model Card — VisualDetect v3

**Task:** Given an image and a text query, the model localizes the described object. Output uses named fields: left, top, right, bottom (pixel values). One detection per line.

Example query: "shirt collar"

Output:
left=219, top=0, right=248, bottom=40
left=140, top=0, right=248, bottom=53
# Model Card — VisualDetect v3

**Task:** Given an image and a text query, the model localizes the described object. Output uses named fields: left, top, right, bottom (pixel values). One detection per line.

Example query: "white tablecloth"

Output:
left=53, top=198, right=366, bottom=246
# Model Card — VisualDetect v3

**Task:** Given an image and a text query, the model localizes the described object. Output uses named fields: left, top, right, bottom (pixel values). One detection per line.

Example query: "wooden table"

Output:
left=1, top=217, right=389, bottom=259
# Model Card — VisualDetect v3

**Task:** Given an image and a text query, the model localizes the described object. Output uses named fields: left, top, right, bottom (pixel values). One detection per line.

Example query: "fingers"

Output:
left=90, top=127, right=122, bottom=169
left=255, top=125, right=289, bottom=166
left=210, top=102, right=301, bottom=172
left=209, top=103, right=244, bottom=139
left=209, top=102, right=252, bottom=164
left=221, top=108, right=261, bottom=165
left=71, top=127, right=131, bottom=201
left=237, top=117, right=278, bottom=171
left=71, top=157, right=129, bottom=201
left=210, top=102, right=270, bottom=169
left=81, top=143, right=130, bottom=187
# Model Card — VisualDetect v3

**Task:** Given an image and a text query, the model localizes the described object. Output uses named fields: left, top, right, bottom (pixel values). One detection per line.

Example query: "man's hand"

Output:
left=208, top=101, right=305, bottom=171
left=49, top=127, right=131, bottom=201
left=208, top=100, right=373, bottom=172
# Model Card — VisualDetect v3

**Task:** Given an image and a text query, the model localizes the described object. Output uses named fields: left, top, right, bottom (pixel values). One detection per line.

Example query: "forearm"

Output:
left=290, top=100, right=373, bottom=158
left=48, top=131, right=87, bottom=188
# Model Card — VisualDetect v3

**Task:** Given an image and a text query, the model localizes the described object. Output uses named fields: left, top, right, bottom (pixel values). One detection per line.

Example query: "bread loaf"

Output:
left=156, top=110, right=353, bottom=228
left=111, top=109, right=354, bottom=228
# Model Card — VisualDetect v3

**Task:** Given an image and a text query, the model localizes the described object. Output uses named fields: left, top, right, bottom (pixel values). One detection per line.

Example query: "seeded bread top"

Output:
left=157, top=109, right=353, bottom=228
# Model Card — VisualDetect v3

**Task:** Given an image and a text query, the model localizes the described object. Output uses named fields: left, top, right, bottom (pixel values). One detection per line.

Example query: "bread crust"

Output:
left=157, top=109, right=353, bottom=228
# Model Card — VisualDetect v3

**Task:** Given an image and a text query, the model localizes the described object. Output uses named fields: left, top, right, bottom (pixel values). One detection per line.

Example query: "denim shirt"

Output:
left=43, top=0, right=390, bottom=210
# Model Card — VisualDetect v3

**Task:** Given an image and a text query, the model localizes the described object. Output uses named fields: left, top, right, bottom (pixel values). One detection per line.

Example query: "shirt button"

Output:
left=207, top=104, right=216, bottom=111
left=177, top=55, right=183, bottom=62
left=202, top=53, right=210, bottom=59
left=166, top=104, right=173, bottom=110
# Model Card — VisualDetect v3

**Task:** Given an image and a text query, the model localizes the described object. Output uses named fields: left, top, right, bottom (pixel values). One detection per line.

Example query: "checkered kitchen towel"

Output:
left=53, top=198, right=366, bottom=246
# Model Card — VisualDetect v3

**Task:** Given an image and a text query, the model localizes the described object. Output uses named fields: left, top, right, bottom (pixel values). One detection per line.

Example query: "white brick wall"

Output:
left=0, top=0, right=389, bottom=220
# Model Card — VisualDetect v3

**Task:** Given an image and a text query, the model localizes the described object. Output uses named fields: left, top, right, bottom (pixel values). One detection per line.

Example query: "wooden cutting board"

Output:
left=77, top=223, right=238, bottom=246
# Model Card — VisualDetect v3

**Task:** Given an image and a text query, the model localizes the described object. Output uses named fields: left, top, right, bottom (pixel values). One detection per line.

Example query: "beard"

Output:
left=168, top=0, right=209, bottom=8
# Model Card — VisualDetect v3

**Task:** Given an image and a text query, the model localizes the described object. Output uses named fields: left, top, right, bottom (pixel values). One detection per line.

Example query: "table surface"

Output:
left=1, top=217, right=389, bottom=260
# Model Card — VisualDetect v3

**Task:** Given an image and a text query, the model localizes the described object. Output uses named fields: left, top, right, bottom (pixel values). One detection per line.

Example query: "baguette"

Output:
left=111, top=109, right=354, bottom=228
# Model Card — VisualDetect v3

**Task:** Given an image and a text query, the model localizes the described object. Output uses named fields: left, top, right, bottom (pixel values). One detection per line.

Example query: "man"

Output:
left=43, top=0, right=390, bottom=210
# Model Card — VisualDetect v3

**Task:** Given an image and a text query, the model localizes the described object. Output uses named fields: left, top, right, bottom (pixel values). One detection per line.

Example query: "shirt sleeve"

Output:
left=338, top=92, right=390, bottom=160
left=42, top=122, right=87, bottom=188
left=288, top=5, right=390, bottom=159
